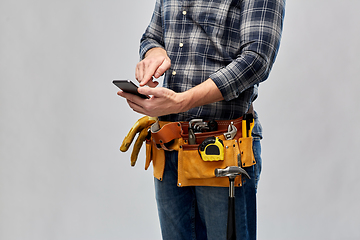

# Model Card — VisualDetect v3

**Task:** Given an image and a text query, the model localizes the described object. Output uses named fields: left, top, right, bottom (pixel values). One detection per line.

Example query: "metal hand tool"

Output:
left=193, top=121, right=209, bottom=132
left=223, top=122, right=237, bottom=140
left=215, top=160, right=250, bottom=240
left=188, top=119, right=203, bottom=145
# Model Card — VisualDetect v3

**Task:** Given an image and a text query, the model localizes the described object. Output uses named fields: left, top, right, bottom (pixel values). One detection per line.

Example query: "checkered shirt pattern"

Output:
left=140, top=0, right=285, bottom=123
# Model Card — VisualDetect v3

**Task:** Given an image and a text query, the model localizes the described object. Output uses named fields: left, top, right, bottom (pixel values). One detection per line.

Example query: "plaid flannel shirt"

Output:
left=140, top=0, right=285, bottom=130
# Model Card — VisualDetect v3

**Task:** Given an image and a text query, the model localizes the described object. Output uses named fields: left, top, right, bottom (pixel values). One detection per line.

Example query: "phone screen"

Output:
left=113, top=80, right=150, bottom=99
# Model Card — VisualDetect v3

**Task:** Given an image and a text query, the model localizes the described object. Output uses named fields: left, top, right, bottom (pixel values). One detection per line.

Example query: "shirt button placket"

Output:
left=172, top=9, right=186, bottom=78
left=180, top=8, right=186, bottom=49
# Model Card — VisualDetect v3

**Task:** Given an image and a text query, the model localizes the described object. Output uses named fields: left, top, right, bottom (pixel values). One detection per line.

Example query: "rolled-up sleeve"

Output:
left=210, top=0, right=286, bottom=101
left=139, top=0, right=165, bottom=59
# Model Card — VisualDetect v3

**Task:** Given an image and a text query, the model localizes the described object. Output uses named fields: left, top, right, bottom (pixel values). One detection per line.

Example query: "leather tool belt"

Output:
left=145, top=116, right=256, bottom=187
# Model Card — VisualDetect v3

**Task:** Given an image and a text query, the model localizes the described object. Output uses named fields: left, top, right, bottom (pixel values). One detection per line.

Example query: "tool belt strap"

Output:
left=151, top=103, right=254, bottom=149
left=145, top=104, right=256, bottom=187
left=145, top=120, right=256, bottom=187
left=151, top=117, right=243, bottom=150
left=150, top=122, right=182, bottom=151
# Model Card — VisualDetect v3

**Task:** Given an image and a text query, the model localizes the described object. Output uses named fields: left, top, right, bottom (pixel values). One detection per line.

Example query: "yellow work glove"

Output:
left=120, top=116, right=157, bottom=166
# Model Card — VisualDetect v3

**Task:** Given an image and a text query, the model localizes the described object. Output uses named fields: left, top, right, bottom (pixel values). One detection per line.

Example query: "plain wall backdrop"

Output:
left=1, top=0, right=359, bottom=239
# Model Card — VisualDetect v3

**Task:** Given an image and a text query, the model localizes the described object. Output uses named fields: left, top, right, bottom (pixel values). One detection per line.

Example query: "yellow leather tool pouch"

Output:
left=145, top=121, right=181, bottom=181
left=145, top=120, right=256, bottom=187
left=145, top=139, right=166, bottom=181
left=238, top=136, right=256, bottom=168
left=177, top=134, right=256, bottom=187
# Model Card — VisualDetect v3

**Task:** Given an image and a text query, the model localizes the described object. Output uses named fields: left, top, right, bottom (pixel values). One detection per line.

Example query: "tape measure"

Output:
left=198, top=137, right=225, bottom=161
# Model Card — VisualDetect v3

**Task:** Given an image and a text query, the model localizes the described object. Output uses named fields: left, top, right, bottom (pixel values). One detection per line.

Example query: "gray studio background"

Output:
left=1, top=0, right=359, bottom=240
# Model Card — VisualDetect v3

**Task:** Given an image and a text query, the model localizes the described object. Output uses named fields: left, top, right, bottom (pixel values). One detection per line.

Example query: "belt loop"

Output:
left=159, top=142, right=175, bottom=151
left=151, top=122, right=182, bottom=151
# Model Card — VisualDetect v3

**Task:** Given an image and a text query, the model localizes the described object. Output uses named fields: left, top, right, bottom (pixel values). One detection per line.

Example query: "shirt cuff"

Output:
left=210, top=52, right=269, bottom=102
left=140, top=39, right=165, bottom=60
left=209, top=62, right=243, bottom=102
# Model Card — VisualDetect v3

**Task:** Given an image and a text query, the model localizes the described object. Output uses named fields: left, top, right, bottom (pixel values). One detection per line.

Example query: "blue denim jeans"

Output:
left=154, top=138, right=262, bottom=240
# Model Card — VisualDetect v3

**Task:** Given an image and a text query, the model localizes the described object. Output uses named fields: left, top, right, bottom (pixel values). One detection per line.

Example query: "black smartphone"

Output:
left=112, top=80, right=150, bottom=99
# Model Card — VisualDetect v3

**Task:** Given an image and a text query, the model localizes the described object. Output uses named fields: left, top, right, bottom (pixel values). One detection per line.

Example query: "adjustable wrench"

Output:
left=223, top=122, right=237, bottom=140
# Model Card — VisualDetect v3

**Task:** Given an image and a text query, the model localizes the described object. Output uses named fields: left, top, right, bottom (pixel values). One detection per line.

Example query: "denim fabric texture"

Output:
left=154, top=138, right=262, bottom=240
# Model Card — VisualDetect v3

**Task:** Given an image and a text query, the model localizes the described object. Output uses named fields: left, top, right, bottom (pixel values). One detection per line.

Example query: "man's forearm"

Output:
left=122, top=78, right=223, bottom=117
left=179, top=78, right=224, bottom=112
left=144, top=47, right=166, bottom=58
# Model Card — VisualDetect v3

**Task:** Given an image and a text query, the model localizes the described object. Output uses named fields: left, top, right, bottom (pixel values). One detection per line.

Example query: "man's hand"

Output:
left=136, top=47, right=171, bottom=87
left=118, top=87, right=186, bottom=117
left=119, top=48, right=224, bottom=118
left=117, top=79, right=224, bottom=118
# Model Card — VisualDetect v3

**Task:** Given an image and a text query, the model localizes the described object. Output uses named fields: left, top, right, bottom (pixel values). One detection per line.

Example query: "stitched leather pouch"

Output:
left=145, top=140, right=166, bottom=181
left=238, top=137, right=256, bottom=167
left=177, top=135, right=245, bottom=187
left=145, top=120, right=256, bottom=187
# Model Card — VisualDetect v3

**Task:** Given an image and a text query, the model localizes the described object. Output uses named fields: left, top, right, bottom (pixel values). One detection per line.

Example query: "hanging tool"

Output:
left=188, top=119, right=203, bottom=145
left=242, top=113, right=254, bottom=138
left=245, top=114, right=254, bottom=137
left=215, top=162, right=251, bottom=240
left=242, top=116, right=247, bottom=138
left=193, top=121, right=209, bottom=132
left=248, top=116, right=254, bottom=137
left=224, top=122, right=237, bottom=140
left=193, top=120, right=219, bottom=133
left=198, top=137, right=224, bottom=161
